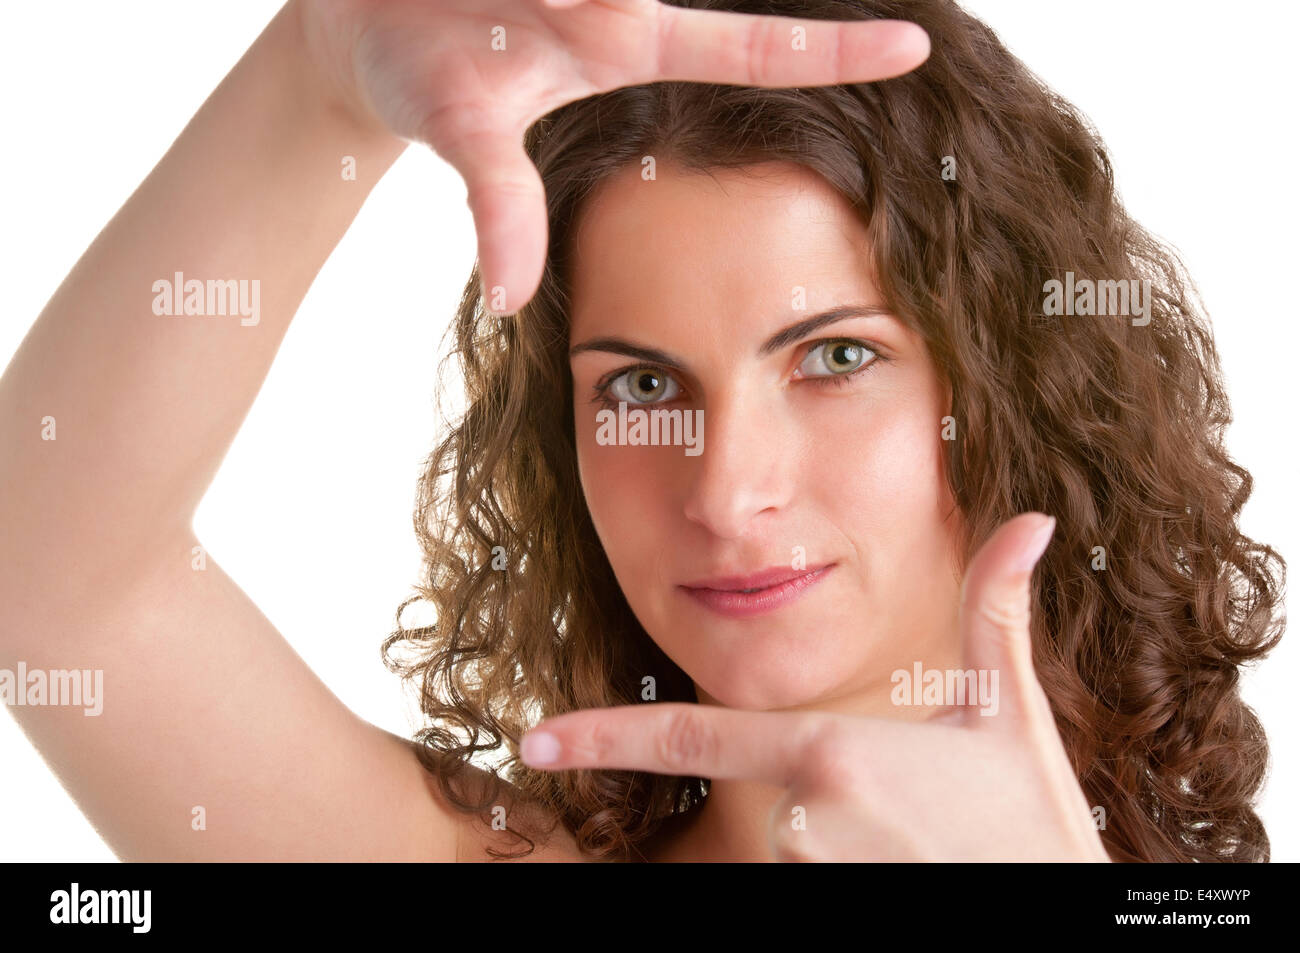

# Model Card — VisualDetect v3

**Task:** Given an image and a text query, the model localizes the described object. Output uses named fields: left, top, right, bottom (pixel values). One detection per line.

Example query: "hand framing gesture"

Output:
left=299, top=0, right=931, bottom=312
left=521, top=513, right=1111, bottom=862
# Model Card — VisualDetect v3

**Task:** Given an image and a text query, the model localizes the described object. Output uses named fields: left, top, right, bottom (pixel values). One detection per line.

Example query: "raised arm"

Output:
left=0, top=1, right=464, bottom=862
left=0, top=0, right=929, bottom=861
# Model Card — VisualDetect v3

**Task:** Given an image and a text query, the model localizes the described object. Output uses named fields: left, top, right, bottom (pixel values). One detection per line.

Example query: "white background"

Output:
left=1, top=0, right=1295, bottom=861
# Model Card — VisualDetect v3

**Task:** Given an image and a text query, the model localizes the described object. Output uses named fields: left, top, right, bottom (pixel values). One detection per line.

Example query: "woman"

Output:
left=0, top=0, right=1282, bottom=863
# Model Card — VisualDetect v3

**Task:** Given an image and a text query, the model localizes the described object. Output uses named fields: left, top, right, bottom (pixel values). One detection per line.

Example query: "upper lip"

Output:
left=679, top=564, right=830, bottom=592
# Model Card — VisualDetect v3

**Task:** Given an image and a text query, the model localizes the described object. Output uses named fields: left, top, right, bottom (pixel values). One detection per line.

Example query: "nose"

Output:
left=681, top=391, right=794, bottom=540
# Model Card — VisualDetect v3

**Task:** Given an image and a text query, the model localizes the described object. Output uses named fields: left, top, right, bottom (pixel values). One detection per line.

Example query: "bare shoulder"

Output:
left=375, top=727, right=586, bottom=863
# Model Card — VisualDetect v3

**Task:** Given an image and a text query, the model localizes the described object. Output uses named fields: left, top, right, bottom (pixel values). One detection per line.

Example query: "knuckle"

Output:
left=415, top=99, right=482, bottom=152
left=767, top=805, right=818, bottom=863
left=651, top=5, right=674, bottom=81
left=972, top=591, right=1030, bottom=634
left=801, top=721, right=858, bottom=791
left=570, top=716, right=614, bottom=762
left=656, top=707, right=718, bottom=772
left=769, top=831, right=816, bottom=863
left=745, top=17, right=771, bottom=86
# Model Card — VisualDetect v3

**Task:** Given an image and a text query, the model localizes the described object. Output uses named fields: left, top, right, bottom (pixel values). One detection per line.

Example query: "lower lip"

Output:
left=680, top=566, right=834, bottom=619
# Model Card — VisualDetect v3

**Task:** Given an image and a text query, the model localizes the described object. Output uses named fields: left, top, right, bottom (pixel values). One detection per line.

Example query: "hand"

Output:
left=520, top=512, right=1112, bottom=862
left=296, top=0, right=931, bottom=313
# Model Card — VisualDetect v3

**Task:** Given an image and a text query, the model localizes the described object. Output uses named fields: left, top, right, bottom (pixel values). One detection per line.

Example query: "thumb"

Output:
left=958, top=512, right=1056, bottom=727
left=436, top=128, right=549, bottom=316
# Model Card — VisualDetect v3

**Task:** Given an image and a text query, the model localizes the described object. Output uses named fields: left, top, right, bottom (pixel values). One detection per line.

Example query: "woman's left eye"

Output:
left=797, top=339, right=878, bottom=378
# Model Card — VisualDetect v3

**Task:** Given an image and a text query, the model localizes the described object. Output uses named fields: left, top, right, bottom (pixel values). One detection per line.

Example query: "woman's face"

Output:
left=569, top=160, right=967, bottom=715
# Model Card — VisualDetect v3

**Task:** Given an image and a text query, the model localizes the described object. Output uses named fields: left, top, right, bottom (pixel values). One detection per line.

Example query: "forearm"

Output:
left=0, top=1, right=408, bottom=593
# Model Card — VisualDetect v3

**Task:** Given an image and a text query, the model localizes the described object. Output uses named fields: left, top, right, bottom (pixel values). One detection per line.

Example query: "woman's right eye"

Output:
left=604, top=367, right=681, bottom=405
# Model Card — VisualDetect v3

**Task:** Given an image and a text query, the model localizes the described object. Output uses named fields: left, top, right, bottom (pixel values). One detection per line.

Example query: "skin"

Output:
left=301, top=0, right=933, bottom=311
left=559, top=162, right=1109, bottom=861
left=570, top=159, right=967, bottom=718
left=0, top=0, right=934, bottom=861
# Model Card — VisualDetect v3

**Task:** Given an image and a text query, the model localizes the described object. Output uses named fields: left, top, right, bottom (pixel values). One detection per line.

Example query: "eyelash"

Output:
left=589, top=337, right=889, bottom=409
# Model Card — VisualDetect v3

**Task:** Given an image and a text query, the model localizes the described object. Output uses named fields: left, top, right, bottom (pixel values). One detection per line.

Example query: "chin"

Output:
left=647, top=610, right=866, bottom=711
left=688, top=658, right=846, bottom=712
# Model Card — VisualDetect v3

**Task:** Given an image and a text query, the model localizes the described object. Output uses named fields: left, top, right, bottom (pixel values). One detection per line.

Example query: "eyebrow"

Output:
left=568, top=304, right=894, bottom=368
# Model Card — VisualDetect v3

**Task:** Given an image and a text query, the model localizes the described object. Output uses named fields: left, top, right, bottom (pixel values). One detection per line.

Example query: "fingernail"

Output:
left=521, top=731, right=561, bottom=765
left=1013, top=515, right=1056, bottom=572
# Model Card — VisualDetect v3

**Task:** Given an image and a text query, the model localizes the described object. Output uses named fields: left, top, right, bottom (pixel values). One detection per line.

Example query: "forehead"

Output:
left=568, top=160, right=879, bottom=342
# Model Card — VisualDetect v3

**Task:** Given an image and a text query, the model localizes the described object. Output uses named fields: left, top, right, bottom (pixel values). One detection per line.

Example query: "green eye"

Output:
left=800, top=339, right=875, bottom=377
left=609, top=367, right=679, bottom=404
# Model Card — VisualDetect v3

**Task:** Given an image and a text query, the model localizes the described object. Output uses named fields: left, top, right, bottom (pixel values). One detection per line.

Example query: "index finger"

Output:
left=652, top=7, right=931, bottom=87
left=520, top=702, right=826, bottom=785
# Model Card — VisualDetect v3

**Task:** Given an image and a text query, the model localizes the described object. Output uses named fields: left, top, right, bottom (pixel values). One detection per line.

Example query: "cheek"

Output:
left=821, top=384, right=949, bottom=502
left=814, top=385, right=958, bottom=574
left=805, top=387, right=964, bottom=675
left=574, top=408, right=678, bottom=570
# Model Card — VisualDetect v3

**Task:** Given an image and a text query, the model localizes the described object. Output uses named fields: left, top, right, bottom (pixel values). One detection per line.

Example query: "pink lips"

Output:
left=678, top=564, right=834, bottom=618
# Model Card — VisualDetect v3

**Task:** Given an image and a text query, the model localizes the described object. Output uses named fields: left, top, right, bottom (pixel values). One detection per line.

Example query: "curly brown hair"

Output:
left=381, top=0, right=1286, bottom=862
